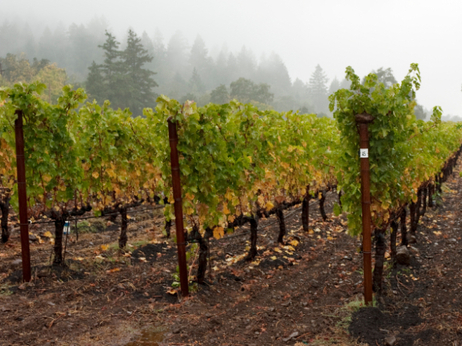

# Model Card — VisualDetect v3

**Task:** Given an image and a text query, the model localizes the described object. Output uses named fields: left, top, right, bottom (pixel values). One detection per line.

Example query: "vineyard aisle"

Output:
left=1, top=161, right=462, bottom=345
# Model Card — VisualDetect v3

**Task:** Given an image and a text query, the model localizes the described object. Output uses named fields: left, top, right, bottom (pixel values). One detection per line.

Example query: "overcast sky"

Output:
left=4, top=0, right=462, bottom=116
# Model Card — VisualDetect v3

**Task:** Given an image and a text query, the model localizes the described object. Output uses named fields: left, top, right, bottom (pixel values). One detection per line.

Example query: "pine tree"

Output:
left=98, top=31, right=123, bottom=104
left=328, top=77, right=340, bottom=96
left=121, top=29, right=158, bottom=115
left=86, top=61, right=105, bottom=103
left=86, top=30, right=158, bottom=115
left=189, top=68, right=205, bottom=94
left=308, top=64, right=329, bottom=114
left=189, top=35, right=213, bottom=89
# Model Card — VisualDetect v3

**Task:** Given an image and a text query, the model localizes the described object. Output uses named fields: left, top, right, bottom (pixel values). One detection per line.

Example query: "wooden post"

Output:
left=14, top=110, right=31, bottom=282
left=356, top=113, right=373, bottom=305
left=168, top=117, right=189, bottom=297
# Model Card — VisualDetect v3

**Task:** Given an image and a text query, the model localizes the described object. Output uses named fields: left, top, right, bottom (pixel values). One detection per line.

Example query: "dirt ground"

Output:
left=1, top=162, right=462, bottom=346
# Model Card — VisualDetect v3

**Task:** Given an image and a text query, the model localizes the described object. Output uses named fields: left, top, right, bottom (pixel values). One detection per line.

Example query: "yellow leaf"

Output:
left=265, top=201, right=274, bottom=211
left=327, top=236, right=334, bottom=241
left=166, top=288, right=178, bottom=295
left=274, top=247, right=282, bottom=253
left=43, top=231, right=53, bottom=238
left=185, top=192, right=195, bottom=201
left=101, top=244, right=109, bottom=251
left=213, top=226, right=224, bottom=240
left=106, top=169, right=116, bottom=178
left=289, top=240, right=299, bottom=247
left=92, top=171, right=99, bottom=179
left=271, top=256, right=277, bottom=260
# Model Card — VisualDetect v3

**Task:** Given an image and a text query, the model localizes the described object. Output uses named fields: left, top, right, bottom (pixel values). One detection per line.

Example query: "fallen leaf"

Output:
left=106, top=268, right=120, bottom=273
left=289, top=240, right=299, bottom=247
left=166, top=288, right=178, bottom=295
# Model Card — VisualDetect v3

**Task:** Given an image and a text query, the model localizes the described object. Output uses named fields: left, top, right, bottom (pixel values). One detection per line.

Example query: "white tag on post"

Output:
left=360, top=149, right=368, bottom=158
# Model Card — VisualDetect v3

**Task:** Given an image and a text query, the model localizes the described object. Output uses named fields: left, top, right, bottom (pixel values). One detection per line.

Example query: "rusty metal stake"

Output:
left=356, top=113, right=373, bottom=305
left=14, top=110, right=31, bottom=282
left=168, top=117, right=189, bottom=297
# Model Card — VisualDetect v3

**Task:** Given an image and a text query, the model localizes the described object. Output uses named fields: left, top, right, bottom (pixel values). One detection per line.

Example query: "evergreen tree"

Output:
left=189, top=67, right=205, bottom=94
left=121, top=29, right=158, bottom=115
left=328, top=77, right=340, bottom=96
left=236, top=46, right=256, bottom=80
left=85, top=30, right=158, bottom=115
left=152, top=28, right=168, bottom=88
left=308, top=64, right=329, bottom=114
left=189, top=35, right=213, bottom=89
left=226, top=52, right=239, bottom=84
left=255, top=52, right=291, bottom=96
left=214, top=46, right=229, bottom=86
left=98, top=30, right=123, bottom=103
left=85, top=61, right=105, bottom=103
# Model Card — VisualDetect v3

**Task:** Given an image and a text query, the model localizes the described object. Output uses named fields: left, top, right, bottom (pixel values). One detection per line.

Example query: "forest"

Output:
left=0, top=17, right=432, bottom=118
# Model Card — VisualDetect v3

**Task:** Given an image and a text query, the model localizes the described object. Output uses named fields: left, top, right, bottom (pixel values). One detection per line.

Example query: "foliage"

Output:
left=155, top=95, right=339, bottom=236
left=86, top=30, right=158, bottom=116
left=229, top=78, right=273, bottom=105
left=329, top=64, right=462, bottom=235
left=0, top=54, right=67, bottom=104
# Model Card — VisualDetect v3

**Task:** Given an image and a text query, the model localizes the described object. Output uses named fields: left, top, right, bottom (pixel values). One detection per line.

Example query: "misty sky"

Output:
left=4, top=0, right=462, bottom=116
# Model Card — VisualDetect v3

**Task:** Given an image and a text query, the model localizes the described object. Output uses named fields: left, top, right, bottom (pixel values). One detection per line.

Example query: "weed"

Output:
left=0, top=284, right=13, bottom=297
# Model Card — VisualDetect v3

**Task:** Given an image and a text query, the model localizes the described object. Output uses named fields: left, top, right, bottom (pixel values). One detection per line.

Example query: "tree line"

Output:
left=0, top=17, right=430, bottom=117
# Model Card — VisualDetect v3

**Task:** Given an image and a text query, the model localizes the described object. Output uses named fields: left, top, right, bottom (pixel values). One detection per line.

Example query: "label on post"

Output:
left=360, top=149, right=368, bottom=158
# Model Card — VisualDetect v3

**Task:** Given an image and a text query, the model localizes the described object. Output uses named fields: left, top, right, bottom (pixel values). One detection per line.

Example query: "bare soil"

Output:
left=1, top=162, right=462, bottom=346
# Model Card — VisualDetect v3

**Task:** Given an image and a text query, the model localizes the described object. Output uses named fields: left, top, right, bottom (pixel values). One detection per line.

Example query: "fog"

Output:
left=2, top=0, right=462, bottom=116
